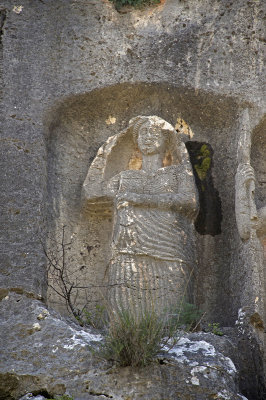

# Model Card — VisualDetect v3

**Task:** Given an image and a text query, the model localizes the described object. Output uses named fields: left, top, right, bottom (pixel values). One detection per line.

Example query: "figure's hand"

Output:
left=116, top=192, right=132, bottom=203
left=235, top=163, right=258, bottom=238
left=116, top=192, right=145, bottom=207
left=237, top=163, right=255, bottom=186
left=116, top=192, right=136, bottom=208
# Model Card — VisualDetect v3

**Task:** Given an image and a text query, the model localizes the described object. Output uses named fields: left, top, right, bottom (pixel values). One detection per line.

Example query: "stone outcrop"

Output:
left=0, top=292, right=249, bottom=400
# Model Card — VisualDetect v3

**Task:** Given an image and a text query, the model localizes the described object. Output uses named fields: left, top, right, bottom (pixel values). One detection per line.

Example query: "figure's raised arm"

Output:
left=116, top=190, right=198, bottom=218
left=235, top=109, right=260, bottom=240
left=82, top=134, right=123, bottom=210
left=235, top=163, right=258, bottom=240
left=81, top=124, right=135, bottom=208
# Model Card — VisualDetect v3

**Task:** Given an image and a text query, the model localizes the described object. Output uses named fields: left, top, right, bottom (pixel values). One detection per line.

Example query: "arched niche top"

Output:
left=43, top=82, right=247, bottom=145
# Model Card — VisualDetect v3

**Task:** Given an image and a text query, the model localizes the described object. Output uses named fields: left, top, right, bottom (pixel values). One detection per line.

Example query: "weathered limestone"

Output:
left=0, top=292, right=247, bottom=400
left=83, top=116, right=198, bottom=314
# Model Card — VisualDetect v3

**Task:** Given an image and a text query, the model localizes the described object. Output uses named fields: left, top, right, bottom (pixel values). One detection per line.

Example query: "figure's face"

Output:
left=137, top=124, right=165, bottom=155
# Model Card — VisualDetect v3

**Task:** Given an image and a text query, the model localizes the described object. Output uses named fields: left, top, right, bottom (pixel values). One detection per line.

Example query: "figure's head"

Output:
left=129, top=115, right=185, bottom=165
left=137, top=121, right=165, bottom=155
left=131, top=117, right=168, bottom=156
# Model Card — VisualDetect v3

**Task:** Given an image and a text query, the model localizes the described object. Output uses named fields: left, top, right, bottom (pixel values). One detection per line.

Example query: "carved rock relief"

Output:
left=82, top=116, right=199, bottom=315
left=235, top=109, right=266, bottom=242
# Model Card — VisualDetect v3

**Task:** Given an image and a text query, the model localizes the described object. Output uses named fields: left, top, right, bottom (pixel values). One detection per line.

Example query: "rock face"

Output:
left=0, top=0, right=265, bottom=318
left=0, top=0, right=265, bottom=398
left=0, top=292, right=248, bottom=400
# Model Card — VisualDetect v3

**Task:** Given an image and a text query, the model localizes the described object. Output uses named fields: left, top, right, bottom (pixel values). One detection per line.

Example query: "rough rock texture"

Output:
left=0, top=0, right=265, bottom=398
left=1, top=0, right=265, bottom=320
left=0, top=292, right=248, bottom=400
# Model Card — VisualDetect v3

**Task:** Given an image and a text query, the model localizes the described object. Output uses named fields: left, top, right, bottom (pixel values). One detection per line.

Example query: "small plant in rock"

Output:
left=42, top=226, right=88, bottom=324
left=42, top=226, right=110, bottom=328
left=100, top=308, right=174, bottom=367
left=100, top=301, right=203, bottom=367
left=110, top=0, right=160, bottom=11
left=168, top=301, right=203, bottom=332
left=207, top=322, right=224, bottom=336
left=82, top=304, right=107, bottom=329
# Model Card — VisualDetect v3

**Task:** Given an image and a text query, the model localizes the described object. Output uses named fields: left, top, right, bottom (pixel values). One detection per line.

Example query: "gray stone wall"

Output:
left=0, top=0, right=265, bottom=328
left=1, top=0, right=266, bottom=398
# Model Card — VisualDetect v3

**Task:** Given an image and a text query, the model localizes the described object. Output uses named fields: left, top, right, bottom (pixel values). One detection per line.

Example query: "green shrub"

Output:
left=100, top=308, right=170, bottom=367
left=100, top=302, right=202, bottom=367
left=170, top=302, right=203, bottom=331
left=110, top=0, right=160, bottom=11
left=207, top=322, right=224, bottom=336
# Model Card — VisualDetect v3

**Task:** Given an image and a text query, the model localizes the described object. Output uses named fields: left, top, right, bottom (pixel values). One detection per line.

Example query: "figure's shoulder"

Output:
left=109, top=169, right=145, bottom=183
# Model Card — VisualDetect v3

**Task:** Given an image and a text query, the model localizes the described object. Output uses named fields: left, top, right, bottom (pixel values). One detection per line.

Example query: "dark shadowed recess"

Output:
left=186, top=141, right=222, bottom=236
left=0, top=10, right=6, bottom=45
left=251, top=114, right=266, bottom=210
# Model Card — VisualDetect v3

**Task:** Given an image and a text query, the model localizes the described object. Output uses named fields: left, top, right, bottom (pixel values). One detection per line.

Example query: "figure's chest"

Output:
left=118, top=169, right=178, bottom=194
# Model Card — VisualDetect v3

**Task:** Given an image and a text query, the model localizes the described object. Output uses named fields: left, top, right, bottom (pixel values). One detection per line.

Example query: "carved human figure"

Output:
left=235, top=110, right=266, bottom=352
left=235, top=164, right=266, bottom=240
left=235, top=110, right=266, bottom=241
left=83, top=116, right=199, bottom=315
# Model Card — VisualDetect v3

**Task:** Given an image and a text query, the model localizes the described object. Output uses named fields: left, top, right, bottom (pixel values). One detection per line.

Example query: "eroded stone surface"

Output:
left=0, top=293, right=247, bottom=400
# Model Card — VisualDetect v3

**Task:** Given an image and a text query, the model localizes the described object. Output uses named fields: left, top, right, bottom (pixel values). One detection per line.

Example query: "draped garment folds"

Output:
left=108, top=165, right=198, bottom=315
